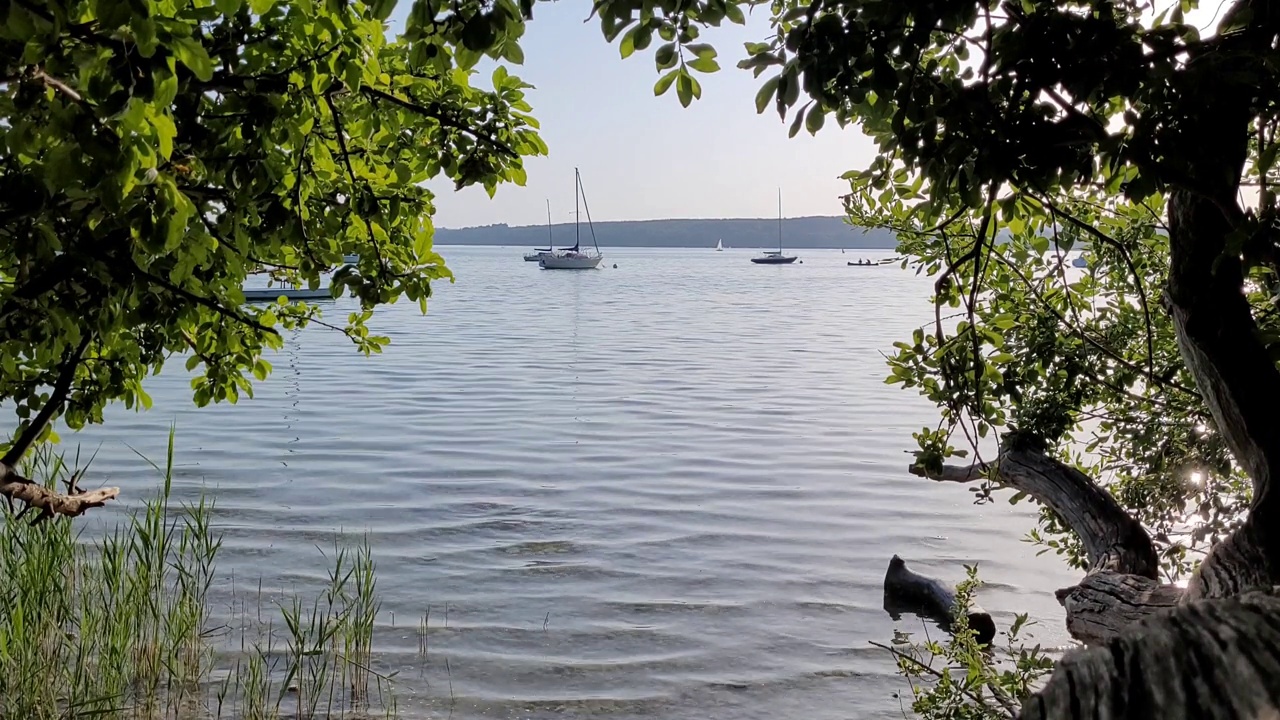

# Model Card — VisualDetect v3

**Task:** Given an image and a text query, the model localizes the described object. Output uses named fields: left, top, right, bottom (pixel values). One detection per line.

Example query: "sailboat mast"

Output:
left=546, top=199, right=553, bottom=245
left=777, top=188, right=783, bottom=252
left=577, top=168, right=601, bottom=254
left=575, top=167, right=581, bottom=251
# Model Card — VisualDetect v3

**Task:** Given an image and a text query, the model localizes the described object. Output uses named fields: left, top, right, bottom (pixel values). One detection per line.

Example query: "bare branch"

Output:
left=911, top=441, right=1160, bottom=579
left=1037, top=196, right=1158, bottom=386
left=0, top=476, right=120, bottom=519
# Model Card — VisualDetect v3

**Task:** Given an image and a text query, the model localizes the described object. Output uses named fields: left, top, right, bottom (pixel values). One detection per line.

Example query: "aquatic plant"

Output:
left=0, top=439, right=393, bottom=720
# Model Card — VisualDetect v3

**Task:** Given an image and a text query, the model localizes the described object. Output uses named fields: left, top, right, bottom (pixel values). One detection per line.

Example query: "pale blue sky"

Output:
left=388, top=3, right=879, bottom=229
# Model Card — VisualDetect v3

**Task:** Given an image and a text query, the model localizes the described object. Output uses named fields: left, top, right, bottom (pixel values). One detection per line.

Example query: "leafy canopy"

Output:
left=5, top=0, right=1277, bottom=581
left=0, top=0, right=545, bottom=455
left=585, top=0, right=1280, bottom=578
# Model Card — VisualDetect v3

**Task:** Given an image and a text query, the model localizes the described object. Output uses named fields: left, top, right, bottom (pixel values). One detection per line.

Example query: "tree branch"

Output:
left=359, top=86, right=518, bottom=158
left=131, top=263, right=278, bottom=336
left=0, top=334, right=120, bottom=520
left=910, top=441, right=1160, bottom=579
left=0, top=480, right=120, bottom=522
left=324, top=92, right=387, bottom=276
left=1038, top=197, right=1158, bottom=387
left=1053, top=571, right=1183, bottom=646
left=1, top=334, right=91, bottom=468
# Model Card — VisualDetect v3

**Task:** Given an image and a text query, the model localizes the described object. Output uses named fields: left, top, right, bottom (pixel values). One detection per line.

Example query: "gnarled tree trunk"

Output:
left=905, top=3, right=1280, bottom=716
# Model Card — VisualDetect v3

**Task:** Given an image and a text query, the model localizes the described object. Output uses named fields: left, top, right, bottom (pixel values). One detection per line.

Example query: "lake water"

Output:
left=70, top=246, right=1079, bottom=719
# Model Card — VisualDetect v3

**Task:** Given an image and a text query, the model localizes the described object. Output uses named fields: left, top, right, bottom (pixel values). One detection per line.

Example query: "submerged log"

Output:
left=883, top=555, right=996, bottom=645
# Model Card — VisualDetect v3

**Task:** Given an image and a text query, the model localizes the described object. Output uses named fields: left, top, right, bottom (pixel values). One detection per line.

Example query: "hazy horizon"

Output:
left=436, top=212, right=850, bottom=231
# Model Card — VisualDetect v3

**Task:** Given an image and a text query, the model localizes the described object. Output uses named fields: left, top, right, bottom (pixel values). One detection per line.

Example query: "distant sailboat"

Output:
left=540, top=168, right=604, bottom=270
left=715, top=238, right=724, bottom=252
left=751, top=189, right=798, bottom=265
left=523, top=200, right=557, bottom=262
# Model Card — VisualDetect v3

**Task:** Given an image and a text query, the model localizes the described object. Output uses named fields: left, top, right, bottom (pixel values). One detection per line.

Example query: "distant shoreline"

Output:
left=434, top=243, right=900, bottom=250
left=433, top=215, right=899, bottom=250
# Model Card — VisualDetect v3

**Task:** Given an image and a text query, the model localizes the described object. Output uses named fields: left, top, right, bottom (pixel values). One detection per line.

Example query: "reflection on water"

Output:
left=71, top=247, right=1079, bottom=719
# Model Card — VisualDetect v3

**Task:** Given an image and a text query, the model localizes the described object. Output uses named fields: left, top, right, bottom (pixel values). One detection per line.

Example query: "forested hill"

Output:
left=434, top=216, right=898, bottom=249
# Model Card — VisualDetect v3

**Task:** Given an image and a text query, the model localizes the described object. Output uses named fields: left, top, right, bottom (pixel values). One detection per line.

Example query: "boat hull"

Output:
left=751, top=255, right=798, bottom=264
left=540, top=254, right=603, bottom=270
left=243, top=287, right=334, bottom=302
left=523, top=253, right=549, bottom=262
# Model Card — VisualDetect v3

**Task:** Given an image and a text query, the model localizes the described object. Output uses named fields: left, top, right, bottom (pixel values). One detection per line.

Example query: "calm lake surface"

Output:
left=71, top=246, right=1079, bottom=719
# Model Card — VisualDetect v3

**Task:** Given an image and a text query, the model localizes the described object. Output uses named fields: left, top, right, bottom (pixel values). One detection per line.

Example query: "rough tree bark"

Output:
left=907, top=3, right=1280, bottom=714
left=909, top=439, right=1176, bottom=646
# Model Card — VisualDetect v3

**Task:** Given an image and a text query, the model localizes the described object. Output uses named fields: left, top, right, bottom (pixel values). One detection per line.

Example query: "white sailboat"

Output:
left=540, top=168, right=603, bottom=270
left=751, top=189, right=798, bottom=264
left=523, top=200, right=557, bottom=262
left=715, top=238, right=724, bottom=251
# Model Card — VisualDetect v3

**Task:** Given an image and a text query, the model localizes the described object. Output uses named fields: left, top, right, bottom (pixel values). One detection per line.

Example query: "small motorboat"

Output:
left=243, top=287, right=334, bottom=302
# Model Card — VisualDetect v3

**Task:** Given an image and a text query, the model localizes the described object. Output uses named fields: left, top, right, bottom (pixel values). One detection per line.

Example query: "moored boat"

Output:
left=540, top=168, right=604, bottom=270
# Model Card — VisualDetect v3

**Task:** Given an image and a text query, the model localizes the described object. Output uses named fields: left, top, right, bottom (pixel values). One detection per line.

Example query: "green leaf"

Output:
left=370, top=0, right=397, bottom=21
left=250, top=0, right=276, bottom=12
left=676, top=70, right=694, bottom=107
left=788, top=107, right=804, bottom=137
left=685, top=43, right=715, bottom=59
left=620, top=26, right=638, bottom=58
left=687, top=55, right=719, bottom=73
left=151, top=112, right=176, bottom=159
left=805, top=104, right=825, bottom=134
left=655, top=43, right=677, bottom=70
left=755, top=76, right=779, bottom=114
left=654, top=68, right=679, bottom=97
left=171, top=37, right=215, bottom=82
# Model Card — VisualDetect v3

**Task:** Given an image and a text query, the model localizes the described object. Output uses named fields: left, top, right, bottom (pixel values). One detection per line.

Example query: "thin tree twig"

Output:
left=360, top=86, right=518, bottom=158
left=324, top=91, right=387, bottom=276
left=869, top=641, right=1015, bottom=718
left=1035, top=195, right=1157, bottom=384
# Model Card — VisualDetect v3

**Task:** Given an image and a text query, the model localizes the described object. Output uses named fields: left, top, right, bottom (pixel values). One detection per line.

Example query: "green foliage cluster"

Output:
left=1, top=0, right=543, bottom=451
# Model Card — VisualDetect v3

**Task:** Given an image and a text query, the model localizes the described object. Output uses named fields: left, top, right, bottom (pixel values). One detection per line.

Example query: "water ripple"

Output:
left=69, top=247, right=1080, bottom=719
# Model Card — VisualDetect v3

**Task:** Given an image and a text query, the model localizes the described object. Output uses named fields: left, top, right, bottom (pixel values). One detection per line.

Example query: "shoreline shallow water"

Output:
left=70, top=246, right=1080, bottom=719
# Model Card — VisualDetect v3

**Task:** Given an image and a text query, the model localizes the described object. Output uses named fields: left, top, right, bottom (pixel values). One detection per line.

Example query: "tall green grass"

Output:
left=0, top=436, right=397, bottom=719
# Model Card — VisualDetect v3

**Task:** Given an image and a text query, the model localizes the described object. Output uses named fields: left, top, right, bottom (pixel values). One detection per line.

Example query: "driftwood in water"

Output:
left=883, top=554, right=996, bottom=645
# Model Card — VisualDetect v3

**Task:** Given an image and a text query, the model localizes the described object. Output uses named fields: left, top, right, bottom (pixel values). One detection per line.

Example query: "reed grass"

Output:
left=0, top=433, right=397, bottom=719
